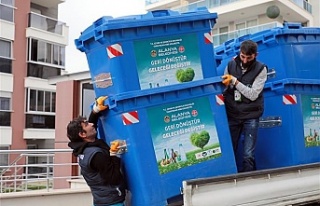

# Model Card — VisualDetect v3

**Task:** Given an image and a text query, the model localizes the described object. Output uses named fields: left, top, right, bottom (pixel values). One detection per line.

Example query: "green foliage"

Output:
left=176, top=68, right=195, bottom=82
left=190, top=130, right=210, bottom=149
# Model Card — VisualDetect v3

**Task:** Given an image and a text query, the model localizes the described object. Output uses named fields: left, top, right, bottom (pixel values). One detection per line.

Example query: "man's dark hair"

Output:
left=67, top=116, right=86, bottom=142
left=240, top=40, right=258, bottom=55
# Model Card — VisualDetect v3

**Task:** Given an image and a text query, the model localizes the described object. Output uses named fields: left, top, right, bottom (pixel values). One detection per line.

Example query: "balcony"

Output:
left=31, top=0, right=65, bottom=8
left=173, top=0, right=312, bottom=14
left=28, top=13, right=64, bottom=35
left=212, top=22, right=283, bottom=46
left=26, top=12, right=69, bottom=46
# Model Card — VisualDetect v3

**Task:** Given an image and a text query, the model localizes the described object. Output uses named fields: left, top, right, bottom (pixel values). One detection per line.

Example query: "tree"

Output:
left=190, top=130, right=210, bottom=149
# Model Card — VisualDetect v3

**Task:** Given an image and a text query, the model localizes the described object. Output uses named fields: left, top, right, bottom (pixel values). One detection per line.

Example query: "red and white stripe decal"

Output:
left=216, top=94, right=224, bottom=105
left=106, top=44, right=123, bottom=59
left=283, top=95, right=297, bottom=105
left=122, top=111, right=139, bottom=125
left=204, top=32, right=213, bottom=44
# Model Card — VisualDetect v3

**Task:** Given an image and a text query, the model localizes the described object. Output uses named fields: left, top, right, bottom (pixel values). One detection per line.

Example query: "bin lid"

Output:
left=214, top=22, right=320, bottom=58
left=75, top=7, right=217, bottom=50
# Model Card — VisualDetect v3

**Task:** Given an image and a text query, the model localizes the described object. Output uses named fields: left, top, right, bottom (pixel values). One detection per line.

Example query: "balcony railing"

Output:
left=172, top=0, right=312, bottom=14
left=28, top=12, right=66, bottom=35
left=212, top=22, right=283, bottom=46
left=0, top=149, right=80, bottom=193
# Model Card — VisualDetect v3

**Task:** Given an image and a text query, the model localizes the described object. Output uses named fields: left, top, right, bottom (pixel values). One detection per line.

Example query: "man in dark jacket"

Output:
left=222, top=40, right=267, bottom=172
left=67, top=96, right=126, bottom=206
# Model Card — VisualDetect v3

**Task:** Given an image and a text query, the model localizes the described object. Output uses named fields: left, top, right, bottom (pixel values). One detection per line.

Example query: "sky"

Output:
left=58, top=0, right=146, bottom=73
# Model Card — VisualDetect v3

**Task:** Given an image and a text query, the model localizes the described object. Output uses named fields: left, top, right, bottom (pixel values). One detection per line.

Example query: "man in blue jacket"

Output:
left=222, top=40, right=267, bottom=172
left=67, top=96, right=126, bottom=206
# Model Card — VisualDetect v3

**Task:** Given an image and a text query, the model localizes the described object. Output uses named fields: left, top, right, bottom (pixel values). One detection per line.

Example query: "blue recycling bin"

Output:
left=75, top=8, right=218, bottom=96
left=256, top=78, right=320, bottom=169
left=214, top=22, right=320, bottom=81
left=98, top=77, right=237, bottom=206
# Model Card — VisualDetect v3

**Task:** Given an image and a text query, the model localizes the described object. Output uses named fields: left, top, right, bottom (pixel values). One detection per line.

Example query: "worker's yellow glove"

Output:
left=222, top=74, right=237, bottom=86
left=109, top=141, right=120, bottom=156
left=93, top=96, right=108, bottom=113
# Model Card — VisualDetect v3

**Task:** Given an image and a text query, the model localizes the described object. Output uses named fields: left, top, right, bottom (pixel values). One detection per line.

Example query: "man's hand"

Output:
left=93, top=96, right=108, bottom=113
left=222, top=74, right=237, bottom=86
left=110, top=141, right=121, bottom=156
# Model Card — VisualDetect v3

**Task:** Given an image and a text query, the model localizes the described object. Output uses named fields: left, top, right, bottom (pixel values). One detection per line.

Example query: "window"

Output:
left=0, top=97, right=11, bottom=126
left=25, top=114, right=55, bottom=129
left=219, top=26, right=229, bottom=45
left=0, top=0, right=14, bottom=22
left=25, top=88, right=55, bottom=129
left=26, top=89, right=56, bottom=113
left=27, top=62, right=61, bottom=79
left=82, top=83, right=95, bottom=118
left=0, top=39, right=13, bottom=74
left=28, top=38, right=65, bottom=67
left=0, top=39, right=11, bottom=58
left=0, top=146, right=9, bottom=169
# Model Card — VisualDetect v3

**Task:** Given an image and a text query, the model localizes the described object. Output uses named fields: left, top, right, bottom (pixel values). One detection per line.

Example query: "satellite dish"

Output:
left=266, top=5, right=280, bottom=19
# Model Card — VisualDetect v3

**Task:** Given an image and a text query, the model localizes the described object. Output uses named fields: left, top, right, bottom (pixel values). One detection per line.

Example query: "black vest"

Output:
left=223, top=57, right=265, bottom=119
left=79, top=147, right=126, bottom=206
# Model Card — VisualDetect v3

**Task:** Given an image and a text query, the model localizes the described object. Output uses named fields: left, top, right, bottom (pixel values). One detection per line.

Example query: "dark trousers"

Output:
left=228, top=117, right=259, bottom=172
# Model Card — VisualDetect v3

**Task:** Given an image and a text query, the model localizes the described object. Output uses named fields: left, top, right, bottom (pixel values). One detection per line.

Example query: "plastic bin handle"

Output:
left=151, top=10, right=178, bottom=17
left=104, top=96, right=117, bottom=109
left=270, top=81, right=285, bottom=91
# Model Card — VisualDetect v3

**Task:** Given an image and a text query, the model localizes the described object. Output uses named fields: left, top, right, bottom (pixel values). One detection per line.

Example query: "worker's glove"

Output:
left=222, top=74, right=237, bottom=86
left=109, top=140, right=124, bottom=156
left=93, top=96, right=108, bottom=113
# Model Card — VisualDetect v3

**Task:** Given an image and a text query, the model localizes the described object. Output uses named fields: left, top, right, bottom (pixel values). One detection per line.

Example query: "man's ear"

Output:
left=78, top=131, right=86, bottom=139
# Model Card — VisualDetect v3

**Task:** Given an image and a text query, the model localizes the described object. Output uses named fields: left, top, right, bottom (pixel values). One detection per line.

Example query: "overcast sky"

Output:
left=58, top=0, right=146, bottom=73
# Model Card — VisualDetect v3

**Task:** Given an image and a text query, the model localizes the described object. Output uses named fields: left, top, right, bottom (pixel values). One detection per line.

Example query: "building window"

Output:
left=26, top=89, right=56, bottom=113
left=27, top=63, right=61, bottom=79
left=82, top=83, right=95, bottom=118
left=25, top=114, right=55, bottom=129
left=0, top=39, right=11, bottom=58
left=28, top=38, right=65, bottom=67
left=0, top=146, right=9, bottom=169
left=0, top=97, right=11, bottom=126
left=219, top=26, right=229, bottom=44
left=0, top=39, right=13, bottom=74
left=0, top=0, right=14, bottom=22
left=25, top=88, right=55, bottom=128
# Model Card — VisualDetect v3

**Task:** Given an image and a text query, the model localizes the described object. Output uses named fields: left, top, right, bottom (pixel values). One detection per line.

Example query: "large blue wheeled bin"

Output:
left=256, top=79, right=320, bottom=169
left=75, top=8, right=219, bottom=96
left=214, top=22, right=320, bottom=81
left=75, top=9, right=237, bottom=206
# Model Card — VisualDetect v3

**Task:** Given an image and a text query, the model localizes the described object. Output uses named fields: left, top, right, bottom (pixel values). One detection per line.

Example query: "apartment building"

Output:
left=146, top=0, right=319, bottom=45
left=0, top=0, right=68, bottom=169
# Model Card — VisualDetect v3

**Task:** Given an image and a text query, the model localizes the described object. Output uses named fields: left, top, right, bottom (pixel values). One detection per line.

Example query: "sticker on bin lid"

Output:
left=106, top=43, right=123, bottom=59
left=215, top=94, right=224, bottom=105
left=93, top=73, right=113, bottom=88
left=204, top=32, right=213, bottom=44
left=283, top=94, right=297, bottom=105
left=122, top=111, right=139, bottom=125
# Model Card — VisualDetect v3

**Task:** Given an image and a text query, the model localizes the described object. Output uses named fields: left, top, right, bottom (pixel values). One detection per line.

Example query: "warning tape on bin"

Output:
left=283, top=94, right=297, bottom=105
left=122, top=111, right=139, bottom=125
left=106, top=43, right=123, bottom=59
left=215, top=94, right=224, bottom=105
left=204, top=32, right=213, bottom=44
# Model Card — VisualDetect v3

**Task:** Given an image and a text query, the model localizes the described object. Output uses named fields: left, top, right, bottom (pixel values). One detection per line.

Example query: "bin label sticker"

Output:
left=283, top=94, right=297, bottom=104
left=122, top=111, right=139, bottom=125
left=215, top=94, right=224, bottom=105
left=107, top=43, right=123, bottom=59
left=134, top=33, right=203, bottom=90
left=146, top=97, right=221, bottom=175
left=302, top=95, right=320, bottom=147
left=204, top=32, right=213, bottom=44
